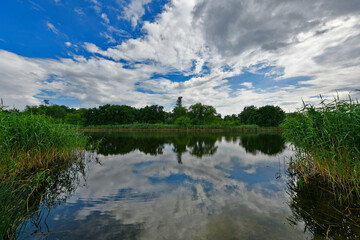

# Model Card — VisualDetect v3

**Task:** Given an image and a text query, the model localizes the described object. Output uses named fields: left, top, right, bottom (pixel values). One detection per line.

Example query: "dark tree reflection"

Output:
left=88, top=132, right=286, bottom=162
left=286, top=173, right=360, bottom=239
left=240, top=134, right=286, bottom=155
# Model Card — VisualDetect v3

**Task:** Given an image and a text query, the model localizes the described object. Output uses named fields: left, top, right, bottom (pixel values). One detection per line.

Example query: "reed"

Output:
left=0, top=111, right=87, bottom=175
left=0, top=111, right=88, bottom=238
left=283, top=96, right=360, bottom=203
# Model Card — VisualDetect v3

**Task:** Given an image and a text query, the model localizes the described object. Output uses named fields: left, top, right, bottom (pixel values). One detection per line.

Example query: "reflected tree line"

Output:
left=88, top=132, right=286, bottom=164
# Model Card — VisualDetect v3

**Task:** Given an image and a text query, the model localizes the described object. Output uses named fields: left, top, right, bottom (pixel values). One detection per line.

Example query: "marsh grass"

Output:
left=283, top=96, right=360, bottom=203
left=0, top=112, right=87, bottom=175
left=0, top=111, right=88, bottom=238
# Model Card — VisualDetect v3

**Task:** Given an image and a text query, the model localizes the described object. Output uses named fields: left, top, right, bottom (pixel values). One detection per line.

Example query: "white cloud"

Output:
left=101, top=13, right=110, bottom=24
left=65, top=42, right=72, bottom=47
left=1, top=0, right=360, bottom=114
left=74, top=8, right=85, bottom=16
left=46, top=21, right=59, bottom=35
left=241, top=82, right=254, bottom=89
left=121, top=0, right=152, bottom=29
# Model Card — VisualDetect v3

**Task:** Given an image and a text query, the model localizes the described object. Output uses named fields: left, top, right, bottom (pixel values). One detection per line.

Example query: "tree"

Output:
left=255, top=105, right=285, bottom=127
left=172, top=96, right=187, bottom=121
left=188, top=103, right=217, bottom=125
left=239, top=105, right=258, bottom=124
left=137, top=105, right=166, bottom=123
left=175, top=96, right=183, bottom=108
left=174, top=116, right=191, bottom=128
left=65, top=112, right=84, bottom=125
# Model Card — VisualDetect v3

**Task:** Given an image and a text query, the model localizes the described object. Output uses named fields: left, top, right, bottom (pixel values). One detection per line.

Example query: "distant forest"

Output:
left=2, top=97, right=286, bottom=127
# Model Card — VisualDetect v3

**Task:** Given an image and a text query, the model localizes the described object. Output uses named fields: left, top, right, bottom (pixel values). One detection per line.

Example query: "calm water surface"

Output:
left=22, top=132, right=360, bottom=239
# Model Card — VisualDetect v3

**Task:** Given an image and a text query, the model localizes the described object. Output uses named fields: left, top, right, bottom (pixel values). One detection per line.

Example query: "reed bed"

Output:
left=0, top=111, right=88, bottom=238
left=0, top=112, right=87, bottom=175
left=283, top=96, right=360, bottom=203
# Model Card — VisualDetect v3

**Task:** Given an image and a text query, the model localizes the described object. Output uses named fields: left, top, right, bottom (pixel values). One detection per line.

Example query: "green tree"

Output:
left=239, top=105, right=258, bottom=124
left=64, top=112, right=84, bottom=125
left=255, top=105, right=285, bottom=127
left=137, top=105, right=166, bottom=123
left=172, top=96, right=187, bottom=122
left=188, top=103, right=217, bottom=125
left=174, top=116, right=191, bottom=128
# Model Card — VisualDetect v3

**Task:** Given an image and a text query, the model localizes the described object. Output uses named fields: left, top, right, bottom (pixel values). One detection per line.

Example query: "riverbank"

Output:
left=283, top=97, right=360, bottom=204
left=79, top=124, right=282, bottom=133
left=0, top=111, right=88, bottom=238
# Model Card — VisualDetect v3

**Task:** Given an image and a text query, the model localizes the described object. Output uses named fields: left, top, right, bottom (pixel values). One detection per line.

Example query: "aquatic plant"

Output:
left=0, top=111, right=88, bottom=238
left=0, top=111, right=87, bottom=174
left=283, top=96, right=360, bottom=203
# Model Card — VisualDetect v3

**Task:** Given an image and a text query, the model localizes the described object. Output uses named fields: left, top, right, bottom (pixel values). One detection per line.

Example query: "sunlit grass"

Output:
left=0, top=112, right=87, bottom=175
left=283, top=96, right=360, bottom=203
left=0, top=111, right=88, bottom=238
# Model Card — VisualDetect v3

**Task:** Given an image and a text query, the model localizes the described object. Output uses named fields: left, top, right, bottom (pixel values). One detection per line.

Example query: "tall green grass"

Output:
left=0, top=111, right=87, bottom=175
left=0, top=111, right=88, bottom=238
left=283, top=96, right=360, bottom=203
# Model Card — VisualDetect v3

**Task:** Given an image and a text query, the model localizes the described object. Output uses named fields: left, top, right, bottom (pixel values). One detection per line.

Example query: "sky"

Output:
left=1, top=0, right=360, bottom=115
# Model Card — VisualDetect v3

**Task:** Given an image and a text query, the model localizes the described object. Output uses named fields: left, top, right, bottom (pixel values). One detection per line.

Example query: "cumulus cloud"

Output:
left=82, top=0, right=359, bottom=112
left=1, top=0, right=360, bottom=113
left=121, top=0, right=152, bottom=29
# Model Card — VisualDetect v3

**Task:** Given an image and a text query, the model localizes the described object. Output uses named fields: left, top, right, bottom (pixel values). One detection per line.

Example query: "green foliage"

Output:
left=0, top=111, right=87, bottom=173
left=137, top=105, right=166, bottom=124
left=283, top=96, right=360, bottom=203
left=188, top=103, right=218, bottom=125
left=223, top=114, right=240, bottom=125
left=174, top=116, right=191, bottom=128
left=239, top=105, right=285, bottom=127
left=1, top=97, right=286, bottom=128
left=256, top=105, right=285, bottom=127
left=0, top=110, right=88, bottom=238
left=84, top=104, right=137, bottom=125
left=239, top=105, right=257, bottom=124
left=65, top=112, right=84, bottom=125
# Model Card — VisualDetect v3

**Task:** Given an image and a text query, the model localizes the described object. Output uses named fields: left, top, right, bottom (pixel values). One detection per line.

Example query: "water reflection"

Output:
left=23, top=132, right=360, bottom=239
left=287, top=173, right=360, bottom=239
left=21, top=132, right=300, bottom=240
left=240, top=134, right=286, bottom=155
left=90, top=132, right=286, bottom=158
left=3, top=153, right=94, bottom=238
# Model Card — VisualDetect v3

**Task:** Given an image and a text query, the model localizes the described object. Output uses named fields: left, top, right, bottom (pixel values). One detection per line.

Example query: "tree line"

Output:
left=3, top=97, right=286, bottom=127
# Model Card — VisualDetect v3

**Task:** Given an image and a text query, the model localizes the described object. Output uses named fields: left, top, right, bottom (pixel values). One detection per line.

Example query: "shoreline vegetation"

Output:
left=79, top=124, right=282, bottom=133
left=5, top=97, right=286, bottom=129
left=0, top=111, right=88, bottom=238
left=283, top=96, right=360, bottom=204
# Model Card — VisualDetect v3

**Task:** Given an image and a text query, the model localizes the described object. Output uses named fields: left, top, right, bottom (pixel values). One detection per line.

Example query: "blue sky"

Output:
left=1, top=0, right=360, bottom=114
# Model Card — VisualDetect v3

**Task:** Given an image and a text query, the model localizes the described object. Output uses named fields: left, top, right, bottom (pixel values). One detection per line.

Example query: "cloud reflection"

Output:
left=25, top=133, right=309, bottom=239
